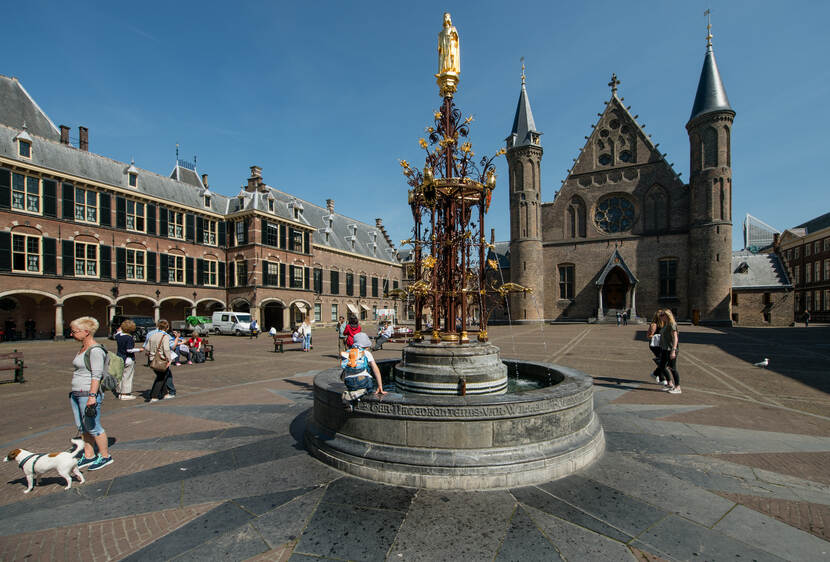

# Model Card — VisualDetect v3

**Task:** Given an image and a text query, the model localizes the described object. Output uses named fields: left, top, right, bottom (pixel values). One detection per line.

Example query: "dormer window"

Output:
left=204, top=194, right=211, bottom=208
left=14, top=127, right=33, bottom=159
left=268, top=199, right=274, bottom=212
left=18, top=139, right=31, bottom=158
left=289, top=199, right=304, bottom=220
left=126, top=162, right=139, bottom=188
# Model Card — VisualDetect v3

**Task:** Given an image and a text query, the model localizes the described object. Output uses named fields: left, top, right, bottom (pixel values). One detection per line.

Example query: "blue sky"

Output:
left=7, top=1, right=829, bottom=250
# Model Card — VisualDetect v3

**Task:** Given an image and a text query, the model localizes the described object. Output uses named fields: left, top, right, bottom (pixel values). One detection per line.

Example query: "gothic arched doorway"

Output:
left=602, top=267, right=629, bottom=310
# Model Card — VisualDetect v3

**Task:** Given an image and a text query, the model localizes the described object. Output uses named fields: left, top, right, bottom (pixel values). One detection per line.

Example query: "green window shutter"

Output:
left=146, top=204, right=156, bottom=235
left=115, top=196, right=126, bottom=229
left=186, top=257, right=194, bottom=285
left=146, top=251, right=156, bottom=283
left=116, top=247, right=126, bottom=280
left=280, top=224, right=286, bottom=249
left=160, top=253, right=169, bottom=283
left=43, top=237, right=57, bottom=275
left=43, top=179, right=57, bottom=217
left=0, top=231, right=12, bottom=271
left=62, top=240, right=74, bottom=276
left=304, top=267, right=310, bottom=290
left=280, top=263, right=286, bottom=287
left=196, top=258, right=204, bottom=285
left=159, top=208, right=168, bottom=238
left=218, top=221, right=226, bottom=247
left=0, top=169, right=10, bottom=209
left=186, top=214, right=195, bottom=242
left=99, top=193, right=111, bottom=227
left=196, top=217, right=204, bottom=244
left=99, top=245, right=111, bottom=279
left=62, top=183, right=75, bottom=220
left=218, top=261, right=226, bottom=287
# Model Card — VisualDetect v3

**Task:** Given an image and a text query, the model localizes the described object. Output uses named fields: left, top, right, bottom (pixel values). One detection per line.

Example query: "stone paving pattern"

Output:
left=0, top=324, right=828, bottom=560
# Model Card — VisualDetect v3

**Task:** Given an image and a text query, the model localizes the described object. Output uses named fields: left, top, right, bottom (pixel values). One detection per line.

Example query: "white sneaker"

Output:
left=149, top=398, right=160, bottom=403
left=163, top=394, right=176, bottom=400
left=668, top=387, right=682, bottom=394
left=119, top=395, right=136, bottom=400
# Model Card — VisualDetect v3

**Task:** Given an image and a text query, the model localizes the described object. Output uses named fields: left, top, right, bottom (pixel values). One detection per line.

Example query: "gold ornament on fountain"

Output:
left=436, top=12, right=460, bottom=97
left=423, top=165, right=434, bottom=185
left=496, top=282, right=533, bottom=298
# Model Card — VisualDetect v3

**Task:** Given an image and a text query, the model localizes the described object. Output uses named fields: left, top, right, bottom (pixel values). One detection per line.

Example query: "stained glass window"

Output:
left=594, top=196, right=635, bottom=233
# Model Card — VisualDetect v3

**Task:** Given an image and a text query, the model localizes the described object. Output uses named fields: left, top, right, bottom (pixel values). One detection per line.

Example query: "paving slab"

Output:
left=494, top=505, right=564, bottom=561
left=389, top=490, right=516, bottom=561
left=251, top=487, right=325, bottom=550
left=632, top=514, right=786, bottom=562
left=581, top=452, right=735, bottom=527
left=539, top=475, right=668, bottom=538
left=522, top=504, right=637, bottom=561
left=713, top=504, right=830, bottom=560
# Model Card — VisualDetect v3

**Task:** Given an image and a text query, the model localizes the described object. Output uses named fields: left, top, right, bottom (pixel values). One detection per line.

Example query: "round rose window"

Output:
left=594, top=196, right=635, bottom=233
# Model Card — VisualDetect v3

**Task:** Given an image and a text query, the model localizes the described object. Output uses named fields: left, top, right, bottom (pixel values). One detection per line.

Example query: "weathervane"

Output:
left=705, top=8, right=712, bottom=47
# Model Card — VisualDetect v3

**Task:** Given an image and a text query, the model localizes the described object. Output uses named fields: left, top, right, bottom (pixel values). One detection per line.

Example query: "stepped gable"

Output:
left=732, top=250, right=792, bottom=290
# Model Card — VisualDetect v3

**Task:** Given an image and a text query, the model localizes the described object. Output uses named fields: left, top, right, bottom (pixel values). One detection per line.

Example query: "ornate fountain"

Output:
left=305, top=13, right=604, bottom=489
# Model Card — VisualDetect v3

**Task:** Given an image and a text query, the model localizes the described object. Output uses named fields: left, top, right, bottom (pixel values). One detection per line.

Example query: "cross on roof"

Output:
left=608, top=73, right=620, bottom=96
left=521, top=56, right=526, bottom=86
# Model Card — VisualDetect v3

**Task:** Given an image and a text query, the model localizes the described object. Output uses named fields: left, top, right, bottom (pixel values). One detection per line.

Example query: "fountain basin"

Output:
left=305, top=359, right=605, bottom=490
left=394, top=341, right=507, bottom=395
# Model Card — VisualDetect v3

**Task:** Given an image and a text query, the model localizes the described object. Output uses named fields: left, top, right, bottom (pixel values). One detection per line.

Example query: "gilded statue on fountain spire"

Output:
left=436, top=12, right=460, bottom=97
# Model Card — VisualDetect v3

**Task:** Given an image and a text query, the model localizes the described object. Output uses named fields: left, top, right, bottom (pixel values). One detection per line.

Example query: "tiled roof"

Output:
left=731, top=250, right=791, bottom=290
left=0, top=75, right=59, bottom=141
left=795, top=211, right=830, bottom=235
left=0, top=76, right=398, bottom=264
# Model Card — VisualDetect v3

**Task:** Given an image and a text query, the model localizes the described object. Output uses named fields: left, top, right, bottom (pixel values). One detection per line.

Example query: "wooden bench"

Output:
left=273, top=333, right=303, bottom=353
left=0, top=350, right=25, bottom=384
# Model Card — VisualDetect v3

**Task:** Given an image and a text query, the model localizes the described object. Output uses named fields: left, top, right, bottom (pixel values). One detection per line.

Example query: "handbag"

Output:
left=149, top=334, right=169, bottom=371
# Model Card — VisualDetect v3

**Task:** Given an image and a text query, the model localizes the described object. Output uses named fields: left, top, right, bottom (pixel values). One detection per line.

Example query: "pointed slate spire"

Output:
left=689, top=17, right=733, bottom=122
left=506, top=59, right=541, bottom=149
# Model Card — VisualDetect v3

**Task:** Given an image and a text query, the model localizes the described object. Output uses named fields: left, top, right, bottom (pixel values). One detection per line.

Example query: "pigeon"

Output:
left=753, top=358, right=769, bottom=368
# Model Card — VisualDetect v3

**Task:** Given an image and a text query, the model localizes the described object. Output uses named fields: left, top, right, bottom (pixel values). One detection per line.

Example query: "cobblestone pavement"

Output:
left=0, top=324, right=828, bottom=561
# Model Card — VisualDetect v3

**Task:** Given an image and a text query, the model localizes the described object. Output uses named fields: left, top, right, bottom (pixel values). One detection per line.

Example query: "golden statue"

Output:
left=436, top=12, right=460, bottom=97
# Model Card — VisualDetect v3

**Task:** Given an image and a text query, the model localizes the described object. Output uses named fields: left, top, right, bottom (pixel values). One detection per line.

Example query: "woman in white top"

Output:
left=300, top=316, right=312, bottom=352
left=70, top=316, right=113, bottom=471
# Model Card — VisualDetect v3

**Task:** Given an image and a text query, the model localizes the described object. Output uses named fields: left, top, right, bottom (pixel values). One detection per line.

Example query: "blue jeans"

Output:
left=344, top=373, right=376, bottom=393
left=70, top=392, right=105, bottom=436
left=303, top=333, right=311, bottom=351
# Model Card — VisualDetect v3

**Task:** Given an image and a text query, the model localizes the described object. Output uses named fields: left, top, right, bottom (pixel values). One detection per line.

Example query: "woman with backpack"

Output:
left=146, top=319, right=174, bottom=403
left=340, top=332, right=387, bottom=410
left=69, top=316, right=113, bottom=471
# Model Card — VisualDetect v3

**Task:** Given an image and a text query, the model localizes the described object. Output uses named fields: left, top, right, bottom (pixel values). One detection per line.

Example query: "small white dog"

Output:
left=5, top=438, right=86, bottom=493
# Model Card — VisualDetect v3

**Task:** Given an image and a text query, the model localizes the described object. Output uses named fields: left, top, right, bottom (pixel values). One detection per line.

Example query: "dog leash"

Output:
left=18, top=453, right=46, bottom=471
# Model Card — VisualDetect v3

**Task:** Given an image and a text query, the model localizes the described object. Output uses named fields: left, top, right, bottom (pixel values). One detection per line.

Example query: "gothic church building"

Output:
left=506, top=34, right=734, bottom=324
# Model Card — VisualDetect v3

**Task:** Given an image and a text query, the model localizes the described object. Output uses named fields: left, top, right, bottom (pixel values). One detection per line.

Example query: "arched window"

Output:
left=724, top=126, right=731, bottom=167
left=567, top=196, right=586, bottom=238
left=645, top=186, right=668, bottom=232
left=703, top=127, right=718, bottom=168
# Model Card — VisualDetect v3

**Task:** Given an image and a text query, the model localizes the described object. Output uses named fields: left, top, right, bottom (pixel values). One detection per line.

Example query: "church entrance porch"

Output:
left=602, top=268, right=629, bottom=310
left=594, top=249, right=639, bottom=323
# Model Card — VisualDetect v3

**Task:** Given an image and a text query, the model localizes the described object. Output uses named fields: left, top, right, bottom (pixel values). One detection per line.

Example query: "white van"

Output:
left=211, top=311, right=252, bottom=335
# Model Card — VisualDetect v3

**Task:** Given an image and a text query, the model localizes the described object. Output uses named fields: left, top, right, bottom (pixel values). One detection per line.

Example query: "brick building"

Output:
left=776, top=212, right=830, bottom=324
left=730, top=250, right=792, bottom=326
left=504, top=33, right=735, bottom=325
left=0, top=75, right=401, bottom=340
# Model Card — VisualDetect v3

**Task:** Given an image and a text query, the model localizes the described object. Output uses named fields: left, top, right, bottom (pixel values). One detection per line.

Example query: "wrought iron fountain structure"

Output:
left=305, top=13, right=604, bottom=489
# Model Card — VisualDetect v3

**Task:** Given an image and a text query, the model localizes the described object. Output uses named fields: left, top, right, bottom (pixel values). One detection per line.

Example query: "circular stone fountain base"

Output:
left=393, top=341, right=507, bottom=395
left=305, top=359, right=605, bottom=490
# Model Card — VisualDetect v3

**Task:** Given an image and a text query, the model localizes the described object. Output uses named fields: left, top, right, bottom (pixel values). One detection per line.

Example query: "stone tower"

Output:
left=506, top=69, right=544, bottom=321
left=686, top=28, right=735, bottom=325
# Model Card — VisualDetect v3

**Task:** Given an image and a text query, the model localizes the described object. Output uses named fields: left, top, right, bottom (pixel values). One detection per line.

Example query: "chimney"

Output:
left=78, top=126, right=88, bottom=151
left=247, top=165, right=262, bottom=191
left=326, top=199, right=335, bottom=214
left=490, top=228, right=495, bottom=244
left=59, top=125, right=70, bottom=145
left=201, top=174, right=208, bottom=188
